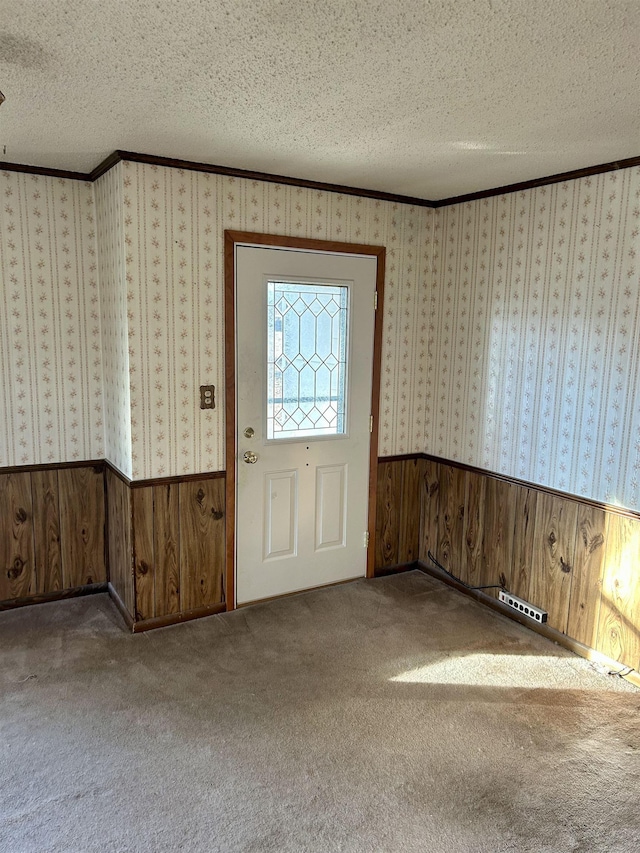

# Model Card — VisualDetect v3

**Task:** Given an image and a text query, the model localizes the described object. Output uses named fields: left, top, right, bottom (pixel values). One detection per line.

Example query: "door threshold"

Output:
left=236, top=575, right=365, bottom=608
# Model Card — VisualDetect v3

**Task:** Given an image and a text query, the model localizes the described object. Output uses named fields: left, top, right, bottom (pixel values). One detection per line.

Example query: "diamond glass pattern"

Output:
left=267, top=281, right=349, bottom=440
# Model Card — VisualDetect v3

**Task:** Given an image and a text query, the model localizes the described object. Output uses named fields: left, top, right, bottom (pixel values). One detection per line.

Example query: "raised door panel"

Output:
left=264, top=470, right=298, bottom=559
left=315, top=464, right=346, bottom=551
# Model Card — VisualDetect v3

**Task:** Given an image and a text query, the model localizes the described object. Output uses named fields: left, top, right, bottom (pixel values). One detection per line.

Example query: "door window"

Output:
left=266, top=280, right=349, bottom=440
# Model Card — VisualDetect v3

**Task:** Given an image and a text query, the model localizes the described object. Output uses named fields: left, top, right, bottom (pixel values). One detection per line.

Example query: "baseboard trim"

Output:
left=416, top=561, right=640, bottom=689
left=107, top=582, right=134, bottom=632
left=374, top=561, right=419, bottom=577
left=0, top=582, right=108, bottom=612
left=131, top=602, right=226, bottom=633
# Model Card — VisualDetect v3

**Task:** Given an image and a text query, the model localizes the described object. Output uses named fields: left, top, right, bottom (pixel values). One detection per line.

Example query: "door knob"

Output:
left=243, top=450, right=258, bottom=464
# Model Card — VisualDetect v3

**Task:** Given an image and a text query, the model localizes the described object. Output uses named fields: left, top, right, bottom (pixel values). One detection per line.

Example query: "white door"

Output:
left=235, top=244, right=377, bottom=605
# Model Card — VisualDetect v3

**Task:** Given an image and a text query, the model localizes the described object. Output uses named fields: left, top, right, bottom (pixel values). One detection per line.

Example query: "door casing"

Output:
left=224, top=231, right=386, bottom=610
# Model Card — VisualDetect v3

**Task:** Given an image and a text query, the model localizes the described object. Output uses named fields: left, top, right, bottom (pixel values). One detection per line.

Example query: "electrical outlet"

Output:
left=200, top=385, right=215, bottom=409
left=498, top=589, right=548, bottom=624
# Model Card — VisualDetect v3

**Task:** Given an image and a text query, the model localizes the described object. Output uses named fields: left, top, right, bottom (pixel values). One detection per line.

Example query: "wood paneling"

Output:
left=1, top=464, right=107, bottom=607
left=567, top=505, right=607, bottom=648
left=153, top=484, right=180, bottom=617
left=2, top=454, right=639, bottom=662
left=388, top=453, right=640, bottom=672
left=180, top=478, right=225, bottom=611
left=464, top=471, right=486, bottom=587
left=132, top=487, right=155, bottom=621
left=480, top=477, right=515, bottom=596
left=31, top=470, right=62, bottom=594
left=58, top=467, right=106, bottom=588
left=0, top=473, right=35, bottom=600
left=398, top=458, right=422, bottom=564
left=530, top=494, right=578, bottom=632
left=106, top=474, right=224, bottom=625
left=511, top=487, right=537, bottom=601
left=106, top=467, right=134, bottom=617
left=375, top=461, right=401, bottom=568
left=419, top=460, right=440, bottom=564
left=597, top=514, right=640, bottom=671
left=437, top=465, right=465, bottom=574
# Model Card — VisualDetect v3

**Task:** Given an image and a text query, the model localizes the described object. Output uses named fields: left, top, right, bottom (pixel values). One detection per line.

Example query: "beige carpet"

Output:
left=1, top=570, right=638, bottom=853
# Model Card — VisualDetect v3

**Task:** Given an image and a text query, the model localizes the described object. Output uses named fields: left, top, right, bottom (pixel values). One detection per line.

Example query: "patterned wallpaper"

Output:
left=0, top=170, right=104, bottom=466
left=122, top=161, right=434, bottom=478
left=3, top=157, right=640, bottom=512
left=95, top=164, right=132, bottom=477
left=428, top=166, right=640, bottom=509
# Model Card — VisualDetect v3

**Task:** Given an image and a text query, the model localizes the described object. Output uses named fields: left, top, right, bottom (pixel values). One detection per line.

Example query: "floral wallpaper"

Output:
left=0, top=170, right=104, bottom=466
left=428, top=166, right=640, bottom=509
left=122, top=161, right=433, bottom=478
left=3, top=157, right=640, bottom=512
left=95, top=164, right=132, bottom=478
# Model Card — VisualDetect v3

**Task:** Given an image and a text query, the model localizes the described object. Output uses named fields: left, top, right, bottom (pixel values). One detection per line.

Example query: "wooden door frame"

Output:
left=224, top=231, right=386, bottom=611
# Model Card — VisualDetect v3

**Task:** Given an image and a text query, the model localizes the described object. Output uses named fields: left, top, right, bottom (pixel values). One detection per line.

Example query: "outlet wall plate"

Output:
left=498, top=589, right=548, bottom=624
left=200, top=385, right=215, bottom=409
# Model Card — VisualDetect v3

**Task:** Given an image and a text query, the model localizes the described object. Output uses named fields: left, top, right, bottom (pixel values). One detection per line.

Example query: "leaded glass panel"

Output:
left=267, top=280, right=349, bottom=440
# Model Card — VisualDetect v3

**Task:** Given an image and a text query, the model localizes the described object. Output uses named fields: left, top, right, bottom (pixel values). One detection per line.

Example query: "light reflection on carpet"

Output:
left=389, top=653, right=619, bottom=690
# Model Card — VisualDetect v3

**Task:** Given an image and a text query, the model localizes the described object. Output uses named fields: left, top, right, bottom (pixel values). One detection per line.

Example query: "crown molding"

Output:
left=0, top=160, right=90, bottom=181
left=432, top=154, right=640, bottom=207
left=2, top=150, right=640, bottom=208
left=101, top=150, right=436, bottom=207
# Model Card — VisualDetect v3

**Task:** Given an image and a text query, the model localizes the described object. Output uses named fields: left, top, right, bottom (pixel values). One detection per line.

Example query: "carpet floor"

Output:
left=1, top=570, right=638, bottom=853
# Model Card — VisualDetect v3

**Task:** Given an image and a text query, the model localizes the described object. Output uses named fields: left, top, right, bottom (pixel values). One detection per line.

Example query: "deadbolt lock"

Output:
left=243, top=426, right=255, bottom=439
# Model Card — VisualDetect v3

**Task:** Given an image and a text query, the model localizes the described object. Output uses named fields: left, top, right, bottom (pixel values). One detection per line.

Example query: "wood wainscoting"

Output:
left=1, top=462, right=226, bottom=631
left=3, top=455, right=639, bottom=673
left=105, top=466, right=134, bottom=620
left=375, top=455, right=640, bottom=675
left=129, top=475, right=226, bottom=630
left=0, top=463, right=106, bottom=609
left=104, top=466, right=226, bottom=631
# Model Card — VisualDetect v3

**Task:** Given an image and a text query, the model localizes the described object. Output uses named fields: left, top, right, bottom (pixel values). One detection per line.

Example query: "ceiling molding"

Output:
left=432, top=154, right=640, bottom=207
left=88, top=150, right=122, bottom=182
left=0, top=160, right=90, bottom=181
left=3, top=150, right=640, bottom=209
left=110, top=150, right=437, bottom=207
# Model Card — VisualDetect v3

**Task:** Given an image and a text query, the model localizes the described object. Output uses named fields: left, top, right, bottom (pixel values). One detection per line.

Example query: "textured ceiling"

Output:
left=1, top=0, right=639, bottom=200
